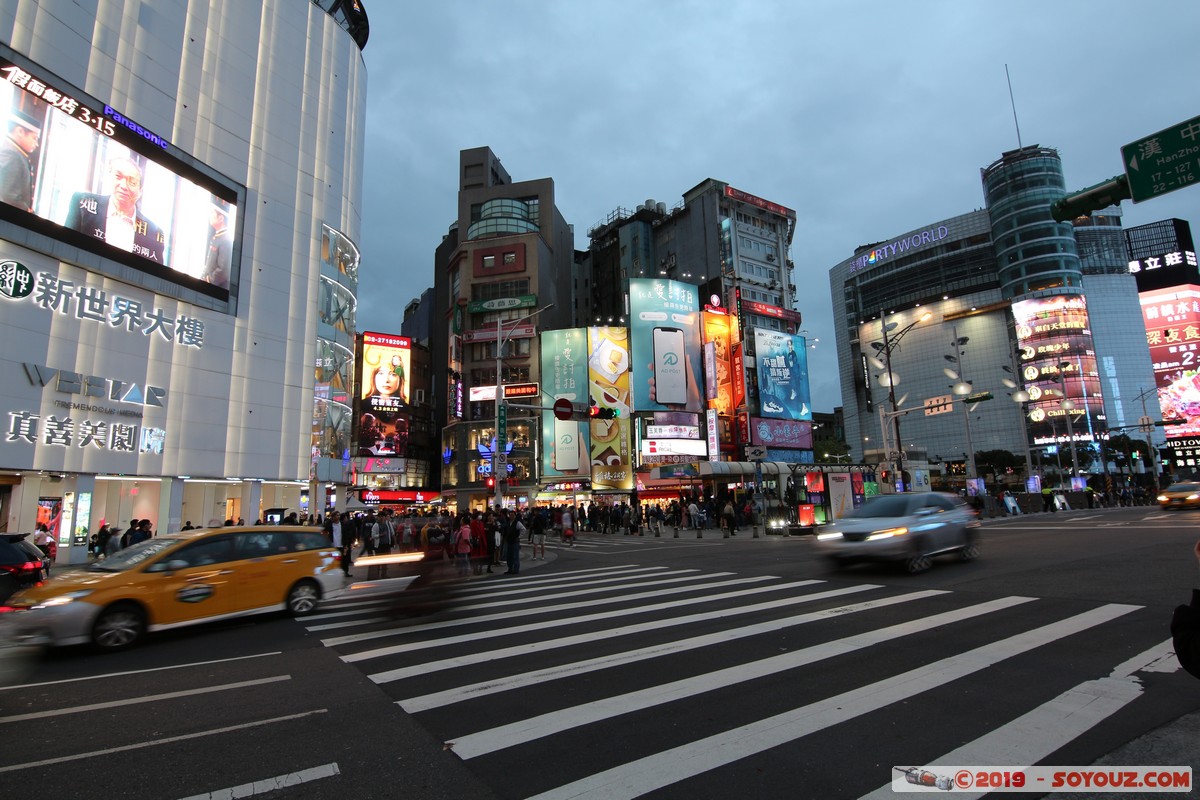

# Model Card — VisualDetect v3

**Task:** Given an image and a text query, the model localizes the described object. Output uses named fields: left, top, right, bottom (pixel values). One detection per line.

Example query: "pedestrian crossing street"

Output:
left=307, top=565, right=1184, bottom=799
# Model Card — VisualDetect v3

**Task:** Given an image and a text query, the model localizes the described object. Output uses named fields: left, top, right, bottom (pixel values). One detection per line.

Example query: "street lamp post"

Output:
left=871, top=308, right=931, bottom=491
left=1056, top=361, right=1080, bottom=483
left=825, top=453, right=851, bottom=463
left=1135, top=386, right=1161, bottom=493
left=1001, top=348, right=1036, bottom=488
left=947, top=326, right=977, bottom=483
left=493, top=303, right=554, bottom=510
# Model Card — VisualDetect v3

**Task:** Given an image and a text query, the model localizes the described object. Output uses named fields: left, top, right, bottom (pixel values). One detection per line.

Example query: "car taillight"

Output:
left=0, top=561, right=43, bottom=575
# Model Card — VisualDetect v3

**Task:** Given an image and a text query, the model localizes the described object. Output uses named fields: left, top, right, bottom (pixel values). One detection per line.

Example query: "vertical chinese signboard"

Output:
left=540, top=328, right=590, bottom=478
left=587, top=327, right=633, bottom=491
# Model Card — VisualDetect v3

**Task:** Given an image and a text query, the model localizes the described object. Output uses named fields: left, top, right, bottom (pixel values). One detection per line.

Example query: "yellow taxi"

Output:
left=1158, top=482, right=1200, bottom=510
left=0, top=525, right=344, bottom=651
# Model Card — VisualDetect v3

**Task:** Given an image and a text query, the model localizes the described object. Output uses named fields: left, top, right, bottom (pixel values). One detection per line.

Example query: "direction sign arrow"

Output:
left=1122, top=114, right=1200, bottom=203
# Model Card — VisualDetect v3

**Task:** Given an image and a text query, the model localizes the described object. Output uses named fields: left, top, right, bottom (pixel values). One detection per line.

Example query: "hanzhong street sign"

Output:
left=1121, top=114, right=1200, bottom=203
left=923, top=394, right=954, bottom=416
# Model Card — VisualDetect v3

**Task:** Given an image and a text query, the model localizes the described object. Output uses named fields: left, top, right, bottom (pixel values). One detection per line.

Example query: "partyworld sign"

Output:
left=849, top=225, right=950, bottom=273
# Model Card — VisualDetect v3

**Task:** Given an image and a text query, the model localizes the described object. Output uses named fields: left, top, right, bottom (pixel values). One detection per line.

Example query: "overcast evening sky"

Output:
left=355, top=1, right=1200, bottom=414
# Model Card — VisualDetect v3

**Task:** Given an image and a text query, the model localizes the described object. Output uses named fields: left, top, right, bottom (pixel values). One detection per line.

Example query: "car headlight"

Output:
left=815, top=532, right=843, bottom=541
left=34, top=590, right=93, bottom=608
left=866, top=527, right=909, bottom=541
left=1158, top=495, right=1168, bottom=502
left=1188, top=495, right=1200, bottom=501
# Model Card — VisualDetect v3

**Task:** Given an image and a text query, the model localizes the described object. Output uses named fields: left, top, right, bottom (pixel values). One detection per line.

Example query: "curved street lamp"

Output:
left=944, top=326, right=977, bottom=482
left=1056, top=360, right=1081, bottom=481
left=869, top=308, right=932, bottom=490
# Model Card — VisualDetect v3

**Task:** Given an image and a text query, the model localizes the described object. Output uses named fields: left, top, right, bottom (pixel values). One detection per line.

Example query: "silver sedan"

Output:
left=813, top=492, right=980, bottom=574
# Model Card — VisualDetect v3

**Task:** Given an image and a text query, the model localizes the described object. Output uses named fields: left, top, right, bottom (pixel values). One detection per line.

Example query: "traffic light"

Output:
left=1156, top=419, right=1186, bottom=426
left=589, top=401, right=621, bottom=419
left=1050, top=175, right=1131, bottom=222
left=485, top=477, right=495, bottom=488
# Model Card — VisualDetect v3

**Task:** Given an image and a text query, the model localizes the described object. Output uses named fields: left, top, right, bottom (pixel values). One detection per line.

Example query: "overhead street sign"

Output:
left=923, top=394, right=954, bottom=416
left=965, top=391, right=994, bottom=404
left=1121, top=114, right=1200, bottom=203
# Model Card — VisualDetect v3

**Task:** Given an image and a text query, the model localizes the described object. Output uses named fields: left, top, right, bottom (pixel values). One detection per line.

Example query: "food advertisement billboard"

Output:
left=753, top=330, right=812, bottom=421
left=1011, top=296, right=1106, bottom=446
left=628, top=279, right=703, bottom=412
left=701, top=310, right=734, bottom=415
left=540, top=328, right=590, bottom=478
left=587, top=327, right=633, bottom=491
left=1140, top=285, right=1200, bottom=439
left=0, top=46, right=242, bottom=299
left=357, top=332, right=411, bottom=457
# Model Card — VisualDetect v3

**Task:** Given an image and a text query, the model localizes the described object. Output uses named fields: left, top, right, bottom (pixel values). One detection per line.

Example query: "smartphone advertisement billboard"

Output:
left=356, top=332, right=411, bottom=457
left=1140, top=285, right=1200, bottom=439
left=753, top=329, right=812, bottom=421
left=540, top=328, right=590, bottom=478
left=1011, top=295, right=1106, bottom=446
left=0, top=46, right=242, bottom=300
left=628, top=278, right=703, bottom=412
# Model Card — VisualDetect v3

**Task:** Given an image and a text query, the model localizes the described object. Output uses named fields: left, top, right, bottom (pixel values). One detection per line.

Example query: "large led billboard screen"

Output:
left=357, top=332, right=412, bottom=457
left=0, top=46, right=242, bottom=301
left=628, top=278, right=703, bottom=412
left=1140, top=285, right=1200, bottom=439
left=1011, top=295, right=1106, bottom=446
left=753, top=329, right=812, bottom=421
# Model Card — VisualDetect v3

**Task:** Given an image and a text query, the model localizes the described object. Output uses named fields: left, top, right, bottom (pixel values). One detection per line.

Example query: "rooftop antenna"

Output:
left=1005, top=64, right=1023, bottom=149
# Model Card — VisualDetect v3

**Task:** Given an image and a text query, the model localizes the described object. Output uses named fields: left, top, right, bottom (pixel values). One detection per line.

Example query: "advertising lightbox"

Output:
left=587, top=327, right=633, bottom=491
left=0, top=46, right=243, bottom=301
left=1011, top=295, right=1106, bottom=446
left=628, top=278, right=703, bottom=412
left=357, top=332, right=411, bottom=457
left=540, top=328, right=590, bottom=479
left=753, top=329, right=812, bottom=421
left=1140, top=285, right=1200, bottom=439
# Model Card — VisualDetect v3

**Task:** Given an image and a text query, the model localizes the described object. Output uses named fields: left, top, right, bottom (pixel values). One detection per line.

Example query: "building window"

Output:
left=503, top=252, right=517, bottom=265
left=482, top=255, right=496, bottom=269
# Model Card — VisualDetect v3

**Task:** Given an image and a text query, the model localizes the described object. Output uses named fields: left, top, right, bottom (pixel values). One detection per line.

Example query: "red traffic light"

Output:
left=589, top=404, right=620, bottom=419
left=485, top=477, right=495, bottom=488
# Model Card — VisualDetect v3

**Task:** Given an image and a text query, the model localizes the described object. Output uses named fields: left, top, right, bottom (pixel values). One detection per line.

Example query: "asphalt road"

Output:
left=2, top=505, right=1197, bottom=799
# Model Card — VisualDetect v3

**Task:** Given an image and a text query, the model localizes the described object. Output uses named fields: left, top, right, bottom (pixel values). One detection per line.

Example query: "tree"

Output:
left=814, top=434, right=850, bottom=461
left=974, top=449, right=1024, bottom=485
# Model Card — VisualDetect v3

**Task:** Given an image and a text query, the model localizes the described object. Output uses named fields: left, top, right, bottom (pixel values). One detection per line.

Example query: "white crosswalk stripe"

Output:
left=310, top=564, right=1179, bottom=799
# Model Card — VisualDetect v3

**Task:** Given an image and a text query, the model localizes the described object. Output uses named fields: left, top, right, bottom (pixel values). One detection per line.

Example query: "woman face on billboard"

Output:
left=372, top=365, right=401, bottom=397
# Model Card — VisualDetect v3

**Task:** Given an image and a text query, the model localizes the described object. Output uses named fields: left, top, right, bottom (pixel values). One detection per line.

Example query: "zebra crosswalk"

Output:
left=307, top=565, right=1185, bottom=799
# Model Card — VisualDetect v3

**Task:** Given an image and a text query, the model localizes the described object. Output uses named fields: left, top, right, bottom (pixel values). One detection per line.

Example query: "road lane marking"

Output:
left=306, top=616, right=392, bottom=631
left=0, top=675, right=291, bottom=724
left=856, top=638, right=1179, bottom=800
left=178, top=762, right=341, bottom=799
left=324, top=575, right=789, bottom=647
left=0, top=709, right=327, bottom=773
left=520, top=604, right=1139, bottom=800
left=0, top=652, right=283, bottom=691
left=448, top=595, right=1028, bottom=757
left=337, top=578, right=820, bottom=659
left=450, top=566, right=671, bottom=595
left=397, top=588, right=945, bottom=706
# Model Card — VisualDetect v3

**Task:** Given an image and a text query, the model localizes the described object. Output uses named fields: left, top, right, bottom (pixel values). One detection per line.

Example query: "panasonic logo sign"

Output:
left=23, top=363, right=166, bottom=407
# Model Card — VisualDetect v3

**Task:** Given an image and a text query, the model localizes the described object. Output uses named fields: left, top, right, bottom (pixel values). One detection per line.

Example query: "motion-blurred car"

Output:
left=0, top=525, right=344, bottom=651
left=813, top=492, right=980, bottom=574
left=1158, top=483, right=1200, bottom=510
left=0, top=534, right=51, bottom=604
